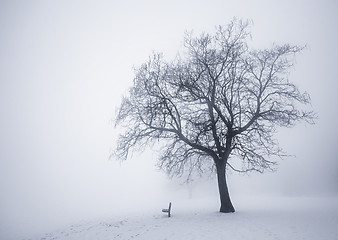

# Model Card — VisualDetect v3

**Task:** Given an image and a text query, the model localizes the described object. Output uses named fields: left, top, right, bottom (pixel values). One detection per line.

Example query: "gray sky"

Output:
left=1, top=0, right=337, bottom=236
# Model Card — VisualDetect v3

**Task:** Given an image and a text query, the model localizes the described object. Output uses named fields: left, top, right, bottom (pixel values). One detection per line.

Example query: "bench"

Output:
left=162, top=202, right=172, bottom=217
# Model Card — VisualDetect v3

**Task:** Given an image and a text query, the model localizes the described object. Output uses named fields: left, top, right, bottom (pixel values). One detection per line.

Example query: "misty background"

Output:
left=1, top=0, right=337, bottom=237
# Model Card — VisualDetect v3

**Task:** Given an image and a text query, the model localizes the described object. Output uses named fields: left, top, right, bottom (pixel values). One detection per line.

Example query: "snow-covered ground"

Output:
left=9, top=195, right=338, bottom=240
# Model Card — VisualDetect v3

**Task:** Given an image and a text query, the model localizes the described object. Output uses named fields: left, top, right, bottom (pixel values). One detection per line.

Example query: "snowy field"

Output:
left=8, top=196, right=338, bottom=240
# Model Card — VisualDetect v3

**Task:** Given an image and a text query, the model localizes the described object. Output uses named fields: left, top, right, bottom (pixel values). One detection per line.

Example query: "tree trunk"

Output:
left=216, top=160, right=235, bottom=213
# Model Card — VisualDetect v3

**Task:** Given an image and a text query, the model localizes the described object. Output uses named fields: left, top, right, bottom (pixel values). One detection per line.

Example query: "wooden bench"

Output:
left=162, top=202, right=172, bottom=217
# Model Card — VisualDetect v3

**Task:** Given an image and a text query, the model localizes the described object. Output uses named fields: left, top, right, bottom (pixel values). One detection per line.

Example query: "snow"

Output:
left=9, top=196, right=338, bottom=240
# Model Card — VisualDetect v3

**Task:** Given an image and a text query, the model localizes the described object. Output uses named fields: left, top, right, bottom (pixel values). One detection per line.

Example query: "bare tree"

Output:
left=113, top=19, right=315, bottom=213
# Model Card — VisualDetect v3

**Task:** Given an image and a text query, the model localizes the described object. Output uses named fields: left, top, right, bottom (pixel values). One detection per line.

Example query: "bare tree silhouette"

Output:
left=113, top=19, right=315, bottom=212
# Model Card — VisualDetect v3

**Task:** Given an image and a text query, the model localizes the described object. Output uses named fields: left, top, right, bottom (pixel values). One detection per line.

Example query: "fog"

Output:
left=1, top=0, right=337, bottom=237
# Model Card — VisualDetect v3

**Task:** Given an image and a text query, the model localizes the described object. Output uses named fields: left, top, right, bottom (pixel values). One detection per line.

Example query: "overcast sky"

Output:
left=1, top=0, right=337, bottom=237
